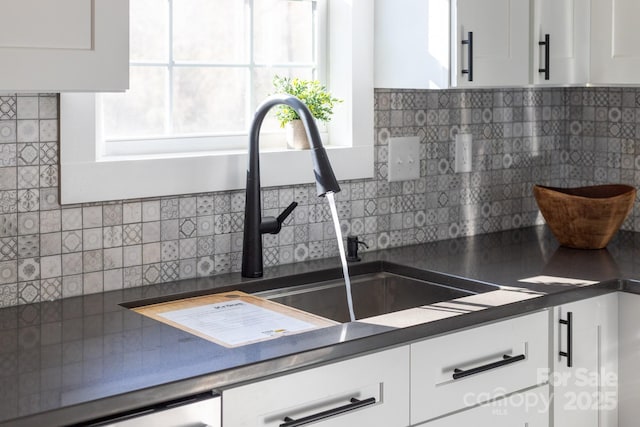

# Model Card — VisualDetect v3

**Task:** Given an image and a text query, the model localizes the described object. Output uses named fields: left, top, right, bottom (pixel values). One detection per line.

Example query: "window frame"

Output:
left=60, top=0, right=374, bottom=204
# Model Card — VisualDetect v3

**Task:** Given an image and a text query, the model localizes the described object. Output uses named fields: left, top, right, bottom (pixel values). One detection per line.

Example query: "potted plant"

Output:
left=272, top=75, right=342, bottom=150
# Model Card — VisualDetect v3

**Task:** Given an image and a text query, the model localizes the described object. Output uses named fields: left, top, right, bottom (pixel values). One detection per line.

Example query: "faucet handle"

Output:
left=260, top=202, right=298, bottom=235
left=277, top=201, right=298, bottom=225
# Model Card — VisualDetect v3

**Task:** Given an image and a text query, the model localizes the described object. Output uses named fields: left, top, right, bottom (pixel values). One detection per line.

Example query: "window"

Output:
left=60, top=0, right=374, bottom=204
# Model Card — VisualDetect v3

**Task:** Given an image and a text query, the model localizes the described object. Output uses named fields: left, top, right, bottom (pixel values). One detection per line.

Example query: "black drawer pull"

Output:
left=559, top=311, right=573, bottom=367
left=461, top=31, right=473, bottom=82
left=538, top=33, right=550, bottom=80
left=280, top=397, right=376, bottom=427
left=452, top=354, right=526, bottom=380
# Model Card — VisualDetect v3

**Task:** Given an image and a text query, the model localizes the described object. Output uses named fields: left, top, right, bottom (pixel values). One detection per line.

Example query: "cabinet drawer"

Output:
left=419, top=385, right=549, bottom=427
left=411, top=310, right=549, bottom=424
left=222, top=346, right=409, bottom=427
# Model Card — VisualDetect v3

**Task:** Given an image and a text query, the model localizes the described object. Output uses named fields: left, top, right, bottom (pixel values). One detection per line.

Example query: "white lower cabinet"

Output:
left=551, top=293, right=618, bottom=427
left=418, top=385, right=550, bottom=427
left=618, top=292, right=640, bottom=426
left=221, top=293, right=628, bottom=427
left=222, top=346, right=409, bottom=427
left=410, top=310, right=549, bottom=424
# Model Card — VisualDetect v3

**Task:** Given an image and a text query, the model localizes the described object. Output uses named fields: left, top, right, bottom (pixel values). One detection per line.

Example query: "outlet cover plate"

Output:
left=388, top=136, right=420, bottom=182
left=454, top=133, right=472, bottom=173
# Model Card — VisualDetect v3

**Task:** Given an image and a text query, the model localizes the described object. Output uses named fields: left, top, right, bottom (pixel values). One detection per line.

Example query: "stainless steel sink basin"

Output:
left=255, top=271, right=494, bottom=322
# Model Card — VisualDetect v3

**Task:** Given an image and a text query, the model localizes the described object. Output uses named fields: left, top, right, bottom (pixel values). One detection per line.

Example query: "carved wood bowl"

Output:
left=533, top=184, right=636, bottom=249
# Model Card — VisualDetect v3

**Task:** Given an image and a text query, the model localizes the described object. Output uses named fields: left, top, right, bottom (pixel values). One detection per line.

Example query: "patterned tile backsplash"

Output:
left=0, top=87, right=638, bottom=307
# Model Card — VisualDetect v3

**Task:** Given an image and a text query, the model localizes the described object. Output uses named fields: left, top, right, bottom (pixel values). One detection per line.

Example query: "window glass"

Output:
left=173, top=0, right=247, bottom=63
left=253, top=0, right=315, bottom=64
left=102, top=66, right=168, bottom=139
left=130, top=0, right=169, bottom=62
left=102, top=0, right=322, bottom=151
left=172, top=67, right=247, bottom=134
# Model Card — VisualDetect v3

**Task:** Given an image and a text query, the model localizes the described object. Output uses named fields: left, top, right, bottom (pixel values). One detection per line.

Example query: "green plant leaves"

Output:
left=272, top=75, right=342, bottom=128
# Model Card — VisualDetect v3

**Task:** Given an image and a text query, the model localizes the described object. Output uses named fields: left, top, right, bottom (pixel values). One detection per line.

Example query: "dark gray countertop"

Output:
left=1, top=225, right=638, bottom=426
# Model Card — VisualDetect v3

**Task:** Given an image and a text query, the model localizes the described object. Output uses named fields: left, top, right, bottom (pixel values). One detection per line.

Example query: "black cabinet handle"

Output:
left=461, top=31, right=473, bottom=82
left=280, top=397, right=376, bottom=427
left=559, top=311, right=573, bottom=367
left=538, top=34, right=550, bottom=80
left=452, top=354, right=525, bottom=380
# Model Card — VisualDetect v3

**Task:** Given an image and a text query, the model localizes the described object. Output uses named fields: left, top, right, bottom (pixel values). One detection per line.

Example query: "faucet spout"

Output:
left=242, top=94, right=341, bottom=278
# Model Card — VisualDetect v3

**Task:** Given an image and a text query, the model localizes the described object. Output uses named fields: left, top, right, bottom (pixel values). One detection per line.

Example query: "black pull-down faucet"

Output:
left=241, top=94, right=341, bottom=278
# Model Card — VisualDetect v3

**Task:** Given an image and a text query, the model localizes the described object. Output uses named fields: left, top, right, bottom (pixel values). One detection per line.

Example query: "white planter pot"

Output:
left=285, top=119, right=311, bottom=150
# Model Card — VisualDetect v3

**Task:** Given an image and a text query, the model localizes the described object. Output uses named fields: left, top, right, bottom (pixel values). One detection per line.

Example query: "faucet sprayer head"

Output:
left=309, top=141, right=341, bottom=197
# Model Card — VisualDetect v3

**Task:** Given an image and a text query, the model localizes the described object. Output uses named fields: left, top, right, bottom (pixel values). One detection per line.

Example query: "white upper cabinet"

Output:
left=532, top=0, right=589, bottom=85
left=452, top=0, right=530, bottom=87
left=590, top=0, right=640, bottom=84
left=375, top=0, right=530, bottom=89
left=0, top=0, right=129, bottom=92
left=374, top=0, right=450, bottom=89
left=375, top=0, right=640, bottom=87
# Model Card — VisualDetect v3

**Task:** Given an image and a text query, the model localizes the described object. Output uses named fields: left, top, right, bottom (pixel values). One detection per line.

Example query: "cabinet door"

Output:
left=532, top=0, right=589, bottom=85
left=222, top=346, right=409, bottom=427
left=374, top=0, right=450, bottom=89
left=618, top=292, right=640, bottom=427
left=552, top=293, right=618, bottom=427
left=420, top=385, right=549, bottom=427
left=0, top=0, right=128, bottom=91
left=591, top=0, right=640, bottom=84
left=452, top=0, right=530, bottom=87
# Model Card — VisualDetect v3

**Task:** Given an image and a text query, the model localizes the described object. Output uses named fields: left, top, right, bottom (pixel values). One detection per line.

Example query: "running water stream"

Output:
left=325, top=192, right=356, bottom=322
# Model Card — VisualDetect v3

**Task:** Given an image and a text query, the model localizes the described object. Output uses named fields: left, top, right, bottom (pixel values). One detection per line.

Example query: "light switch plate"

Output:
left=388, top=136, right=420, bottom=182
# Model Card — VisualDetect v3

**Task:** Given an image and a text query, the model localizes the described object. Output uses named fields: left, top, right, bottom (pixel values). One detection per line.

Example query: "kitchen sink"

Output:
left=255, top=270, right=497, bottom=322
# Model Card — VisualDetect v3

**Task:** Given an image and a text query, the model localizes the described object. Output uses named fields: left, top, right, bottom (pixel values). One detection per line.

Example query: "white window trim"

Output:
left=60, top=0, right=374, bottom=204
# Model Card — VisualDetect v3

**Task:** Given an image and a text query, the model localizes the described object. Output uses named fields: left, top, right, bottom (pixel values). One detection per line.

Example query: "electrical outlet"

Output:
left=454, top=133, right=472, bottom=173
left=388, top=136, right=420, bottom=182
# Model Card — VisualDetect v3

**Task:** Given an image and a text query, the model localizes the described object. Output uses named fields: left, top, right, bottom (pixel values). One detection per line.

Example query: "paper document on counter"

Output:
left=158, top=299, right=317, bottom=346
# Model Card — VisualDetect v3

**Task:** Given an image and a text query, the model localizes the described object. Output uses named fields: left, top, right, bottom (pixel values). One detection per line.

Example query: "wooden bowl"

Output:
left=533, top=184, right=636, bottom=249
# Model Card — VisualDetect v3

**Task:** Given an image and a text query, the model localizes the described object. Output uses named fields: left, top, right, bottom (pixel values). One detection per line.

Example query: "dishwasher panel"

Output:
left=78, top=392, right=220, bottom=427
